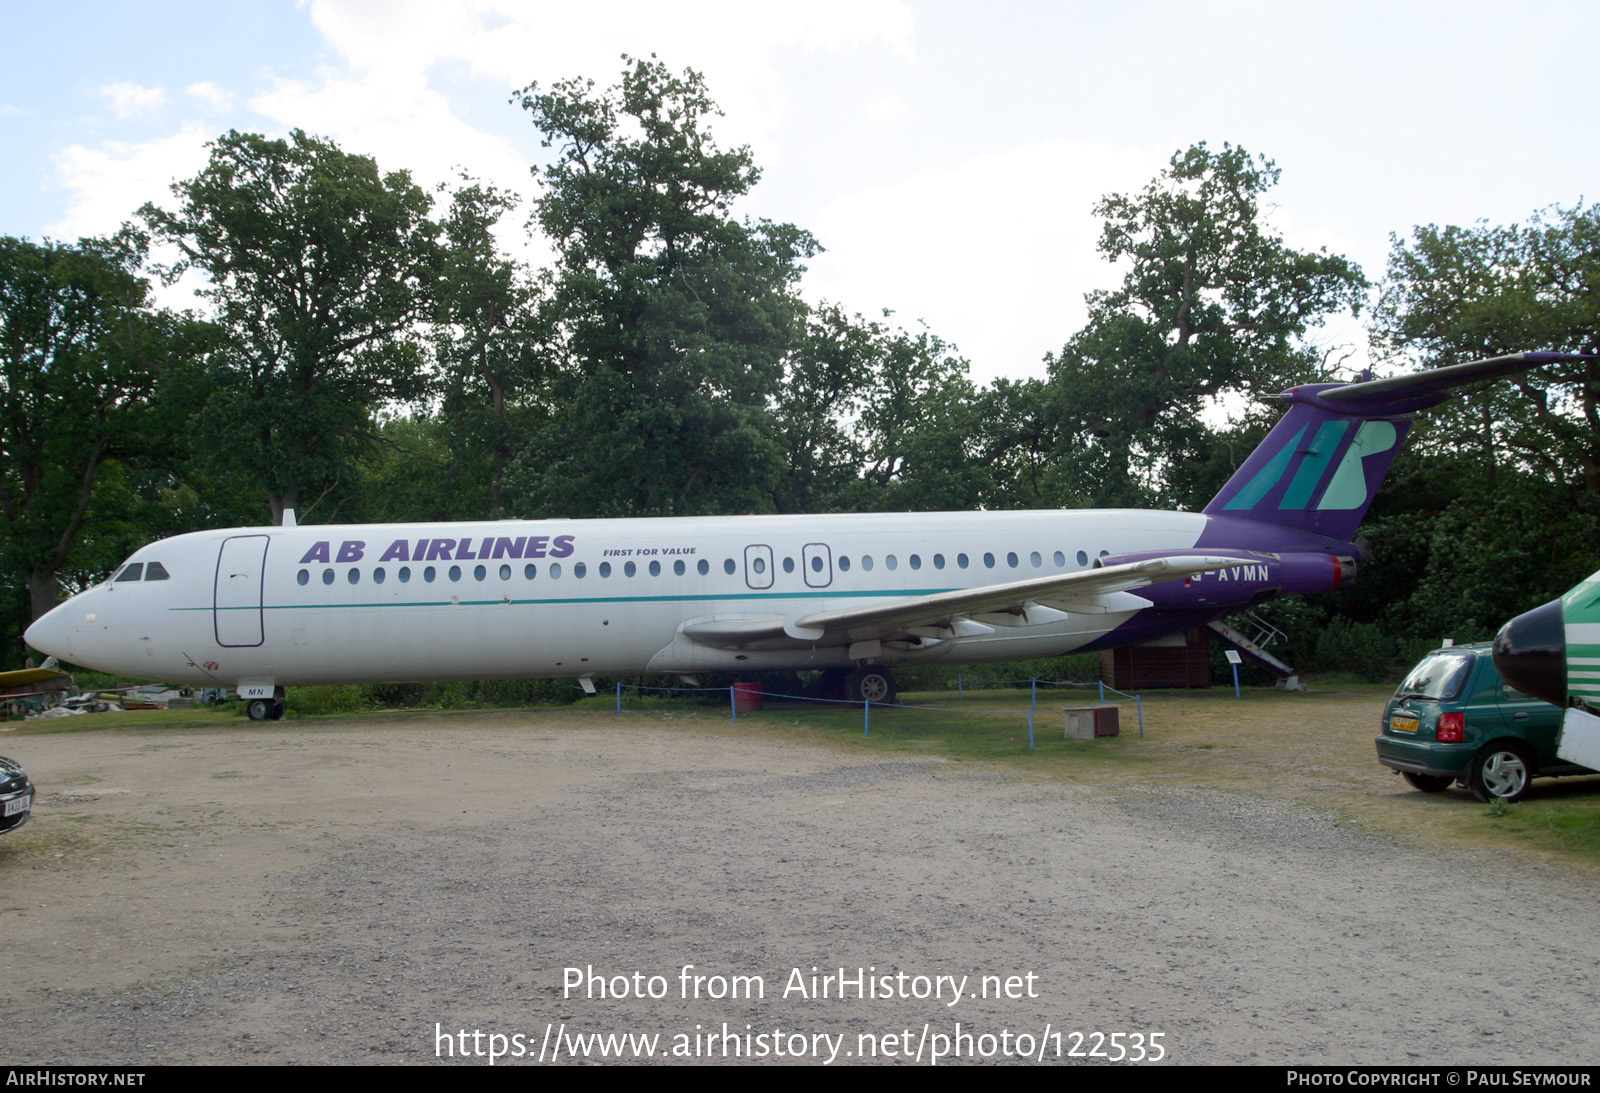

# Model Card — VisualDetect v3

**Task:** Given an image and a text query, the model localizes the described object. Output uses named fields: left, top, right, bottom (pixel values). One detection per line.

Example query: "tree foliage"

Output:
left=143, top=129, right=440, bottom=524
left=433, top=181, right=548, bottom=517
left=1374, top=202, right=1600, bottom=505
left=508, top=58, right=817, bottom=517
left=1044, top=143, right=1368, bottom=508
left=0, top=233, right=169, bottom=621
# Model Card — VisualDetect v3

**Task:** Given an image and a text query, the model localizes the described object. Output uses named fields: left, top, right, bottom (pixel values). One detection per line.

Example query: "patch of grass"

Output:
left=1475, top=796, right=1600, bottom=856
left=9, top=706, right=248, bottom=735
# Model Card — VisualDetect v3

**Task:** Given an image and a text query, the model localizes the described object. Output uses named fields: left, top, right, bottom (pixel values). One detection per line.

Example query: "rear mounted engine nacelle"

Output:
left=1093, top=550, right=1356, bottom=609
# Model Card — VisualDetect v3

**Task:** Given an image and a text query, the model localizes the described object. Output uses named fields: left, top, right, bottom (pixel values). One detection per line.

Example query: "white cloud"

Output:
left=98, top=81, right=168, bottom=118
left=298, top=0, right=916, bottom=169
left=186, top=81, right=236, bottom=113
left=242, top=0, right=918, bottom=271
left=49, top=124, right=214, bottom=241
left=806, top=140, right=1167, bottom=384
left=865, top=95, right=905, bottom=124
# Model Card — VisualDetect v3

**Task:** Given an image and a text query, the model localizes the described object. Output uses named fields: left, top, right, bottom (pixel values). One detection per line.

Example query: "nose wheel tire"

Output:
left=1469, top=743, right=1535, bottom=803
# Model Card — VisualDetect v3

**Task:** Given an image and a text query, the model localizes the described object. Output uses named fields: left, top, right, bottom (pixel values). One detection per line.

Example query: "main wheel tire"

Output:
left=269, top=699, right=286, bottom=721
left=1469, top=742, right=1536, bottom=803
left=847, top=666, right=896, bottom=705
left=1402, top=771, right=1454, bottom=793
left=246, top=698, right=272, bottom=721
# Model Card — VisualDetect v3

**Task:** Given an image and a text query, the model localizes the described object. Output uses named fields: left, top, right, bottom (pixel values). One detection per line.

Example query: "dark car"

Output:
left=1376, top=643, right=1595, bottom=802
left=0, top=756, right=33, bottom=833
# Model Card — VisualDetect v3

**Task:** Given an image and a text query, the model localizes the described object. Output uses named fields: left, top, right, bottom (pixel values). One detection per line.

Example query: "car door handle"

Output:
left=1514, top=712, right=1529, bottom=719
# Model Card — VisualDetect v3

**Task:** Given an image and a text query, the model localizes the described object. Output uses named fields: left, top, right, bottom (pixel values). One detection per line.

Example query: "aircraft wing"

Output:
left=680, top=555, right=1239, bottom=650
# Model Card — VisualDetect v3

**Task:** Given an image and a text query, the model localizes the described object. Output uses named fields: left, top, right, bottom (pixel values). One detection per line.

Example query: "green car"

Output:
left=1376, top=643, right=1594, bottom=802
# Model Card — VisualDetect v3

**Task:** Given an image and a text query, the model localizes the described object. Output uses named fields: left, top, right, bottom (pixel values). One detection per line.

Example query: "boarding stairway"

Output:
left=1206, top=613, right=1307, bottom=691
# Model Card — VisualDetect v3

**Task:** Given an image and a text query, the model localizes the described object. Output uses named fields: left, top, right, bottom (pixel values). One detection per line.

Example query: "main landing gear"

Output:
left=823, top=666, right=898, bottom=704
left=246, top=694, right=285, bottom=721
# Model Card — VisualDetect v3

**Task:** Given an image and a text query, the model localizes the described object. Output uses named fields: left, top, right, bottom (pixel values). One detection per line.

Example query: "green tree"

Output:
left=1373, top=202, right=1600, bottom=506
left=433, top=181, right=549, bottom=517
left=0, top=233, right=168, bottom=624
left=143, top=129, right=440, bottom=525
left=770, top=308, right=991, bottom=514
left=1358, top=202, right=1600, bottom=645
left=1044, top=143, right=1368, bottom=508
left=508, top=57, right=817, bottom=517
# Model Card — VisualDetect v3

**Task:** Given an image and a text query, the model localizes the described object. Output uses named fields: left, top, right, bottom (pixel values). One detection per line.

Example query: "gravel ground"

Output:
left=1, top=711, right=1597, bottom=1066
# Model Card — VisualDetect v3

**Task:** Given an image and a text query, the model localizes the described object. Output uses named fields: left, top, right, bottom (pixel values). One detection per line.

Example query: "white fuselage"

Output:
left=29, top=509, right=1212, bottom=688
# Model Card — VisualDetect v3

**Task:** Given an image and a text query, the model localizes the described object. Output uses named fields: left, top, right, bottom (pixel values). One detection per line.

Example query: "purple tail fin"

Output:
left=1203, top=352, right=1592, bottom=544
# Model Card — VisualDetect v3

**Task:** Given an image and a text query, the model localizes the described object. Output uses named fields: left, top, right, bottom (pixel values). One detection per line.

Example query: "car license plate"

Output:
left=3, top=794, right=29, bottom=817
left=1390, top=714, right=1419, bottom=734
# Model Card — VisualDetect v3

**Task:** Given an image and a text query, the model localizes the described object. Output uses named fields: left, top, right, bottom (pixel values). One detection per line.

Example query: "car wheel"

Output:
left=1469, top=743, right=1535, bottom=803
left=1402, top=772, right=1454, bottom=793
left=246, top=698, right=272, bottom=721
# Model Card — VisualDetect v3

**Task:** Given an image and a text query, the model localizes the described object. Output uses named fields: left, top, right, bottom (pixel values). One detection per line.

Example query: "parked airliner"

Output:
left=1495, top=566, right=1600, bottom=772
left=26, top=352, right=1588, bottom=720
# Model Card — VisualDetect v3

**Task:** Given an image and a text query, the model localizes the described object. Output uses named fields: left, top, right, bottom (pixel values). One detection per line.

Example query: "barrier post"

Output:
left=1098, top=680, right=1106, bottom=703
left=958, top=674, right=963, bottom=700
left=1136, top=694, right=1144, bottom=737
left=730, top=685, right=737, bottom=723
left=1031, top=678, right=1037, bottom=710
left=864, top=699, right=870, bottom=737
left=1028, top=708, right=1035, bottom=750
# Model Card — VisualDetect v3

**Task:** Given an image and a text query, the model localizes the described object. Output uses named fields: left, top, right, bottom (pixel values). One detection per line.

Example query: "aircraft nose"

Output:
left=1492, top=597, right=1566, bottom=706
left=24, top=600, right=74, bottom=659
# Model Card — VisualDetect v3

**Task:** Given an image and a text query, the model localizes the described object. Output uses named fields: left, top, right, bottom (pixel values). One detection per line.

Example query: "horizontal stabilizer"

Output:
left=1320, top=352, right=1594, bottom=406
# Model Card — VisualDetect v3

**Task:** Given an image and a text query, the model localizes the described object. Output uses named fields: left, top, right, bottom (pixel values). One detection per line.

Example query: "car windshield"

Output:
left=1394, top=652, right=1475, bottom=701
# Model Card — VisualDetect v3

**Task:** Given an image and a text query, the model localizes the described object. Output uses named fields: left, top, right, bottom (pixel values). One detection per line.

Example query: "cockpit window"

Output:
left=115, top=563, right=144, bottom=582
left=143, top=562, right=170, bottom=581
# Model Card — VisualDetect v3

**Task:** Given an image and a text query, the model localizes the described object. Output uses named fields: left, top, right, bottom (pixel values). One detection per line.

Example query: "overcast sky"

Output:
left=3, top=0, right=1594, bottom=385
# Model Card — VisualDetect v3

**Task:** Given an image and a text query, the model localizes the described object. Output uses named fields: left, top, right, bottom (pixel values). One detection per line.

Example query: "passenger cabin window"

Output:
left=697, top=560, right=709, bottom=576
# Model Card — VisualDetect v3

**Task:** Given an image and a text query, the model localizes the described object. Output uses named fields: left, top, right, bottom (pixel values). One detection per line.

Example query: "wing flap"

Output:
left=680, top=555, right=1237, bottom=650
